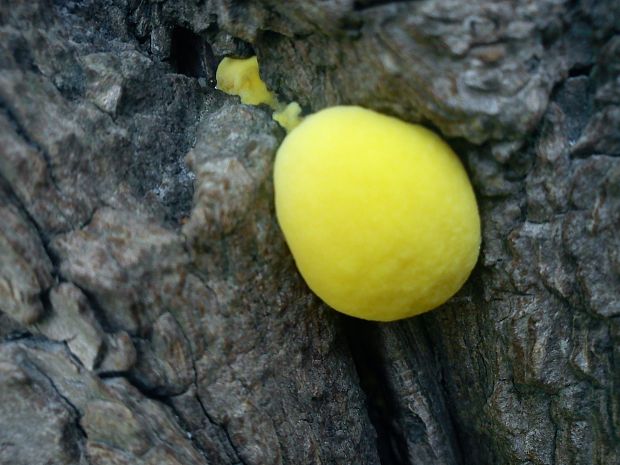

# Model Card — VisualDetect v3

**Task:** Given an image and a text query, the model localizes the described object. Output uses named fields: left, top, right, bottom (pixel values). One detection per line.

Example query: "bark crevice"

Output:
left=344, top=317, right=412, bottom=465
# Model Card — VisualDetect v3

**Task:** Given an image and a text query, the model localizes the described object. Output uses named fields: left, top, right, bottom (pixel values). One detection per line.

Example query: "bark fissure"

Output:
left=25, top=346, right=91, bottom=443
left=0, top=171, right=59, bottom=266
left=0, top=99, right=62, bottom=192
left=174, top=308, right=248, bottom=465
left=344, top=317, right=413, bottom=465
left=193, top=390, right=248, bottom=465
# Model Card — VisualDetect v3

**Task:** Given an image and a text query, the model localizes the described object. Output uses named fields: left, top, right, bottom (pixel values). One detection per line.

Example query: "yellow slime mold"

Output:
left=215, top=56, right=276, bottom=107
left=274, top=106, right=480, bottom=321
left=215, top=56, right=302, bottom=132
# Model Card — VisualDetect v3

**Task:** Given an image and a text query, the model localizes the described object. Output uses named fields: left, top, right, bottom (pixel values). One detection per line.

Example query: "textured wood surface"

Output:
left=0, top=1, right=618, bottom=464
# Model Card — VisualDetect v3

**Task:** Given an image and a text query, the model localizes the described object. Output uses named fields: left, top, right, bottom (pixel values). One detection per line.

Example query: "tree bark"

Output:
left=1, top=1, right=618, bottom=464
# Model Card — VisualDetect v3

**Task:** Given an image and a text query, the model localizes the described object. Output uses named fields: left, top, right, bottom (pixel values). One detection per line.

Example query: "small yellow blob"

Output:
left=274, top=106, right=481, bottom=321
left=272, top=102, right=303, bottom=132
left=216, top=56, right=276, bottom=107
left=215, top=56, right=303, bottom=132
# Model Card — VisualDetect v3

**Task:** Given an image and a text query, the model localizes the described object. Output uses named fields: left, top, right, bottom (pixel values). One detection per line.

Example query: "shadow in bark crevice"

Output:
left=169, top=26, right=214, bottom=80
left=343, top=316, right=412, bottom=465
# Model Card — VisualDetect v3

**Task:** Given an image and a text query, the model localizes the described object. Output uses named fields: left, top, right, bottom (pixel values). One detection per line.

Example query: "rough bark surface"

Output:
left=0, top=1, right=618, bottom=465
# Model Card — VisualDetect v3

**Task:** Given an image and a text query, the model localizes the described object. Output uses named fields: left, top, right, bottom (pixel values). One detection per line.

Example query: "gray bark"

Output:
left=1, top=1, right=618, bottom=464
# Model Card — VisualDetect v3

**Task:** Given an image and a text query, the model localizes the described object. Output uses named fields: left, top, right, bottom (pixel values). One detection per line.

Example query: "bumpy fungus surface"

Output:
left=216, top=56, right=302, bottom=132
left=274, top=106, right=480, bottom=321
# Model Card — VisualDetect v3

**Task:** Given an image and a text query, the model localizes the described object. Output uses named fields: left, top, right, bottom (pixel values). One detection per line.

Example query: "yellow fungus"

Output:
left=272, top=102, right=303, bottom=132
left=216, top=56, right=276, bottom=107
left=274, top=106, right=480, bottom=321
left=215, top=56, right=303, bottom=132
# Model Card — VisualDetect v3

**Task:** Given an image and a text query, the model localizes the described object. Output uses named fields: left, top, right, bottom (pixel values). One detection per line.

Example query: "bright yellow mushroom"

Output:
left=215, top=56, right=480, bottom=321
left=274, top=106, right=480, bottom=321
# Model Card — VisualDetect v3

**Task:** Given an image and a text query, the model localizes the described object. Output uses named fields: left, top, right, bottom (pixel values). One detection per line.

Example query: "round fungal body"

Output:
left=274, top=106, right=480, bottom=321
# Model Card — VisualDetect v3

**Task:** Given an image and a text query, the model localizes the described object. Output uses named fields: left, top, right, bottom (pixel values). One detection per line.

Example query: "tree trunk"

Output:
left=1, top=1, right=618, bottom=464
